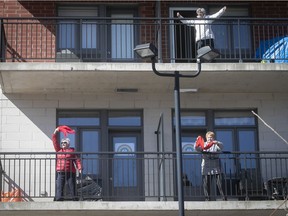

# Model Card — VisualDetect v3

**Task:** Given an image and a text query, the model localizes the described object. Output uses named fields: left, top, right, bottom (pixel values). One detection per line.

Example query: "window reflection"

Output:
left=111, top=14, right=134, bottom=59
left=176, top=111, right=206, bottom=126
left=58, top=111, right=100, bottom=126
left=82, top=130, right=100, bottom=177
left=214, top=111, right=255, bottom=126
left=113, top=137, right=137, bottom=187
left=59, top=117, right=99, bottom=126
left=182, top=136, right=202, bottom=187
left=239, top=130, right=256, bottom=169
left=108, top=111, right=141, bottom=126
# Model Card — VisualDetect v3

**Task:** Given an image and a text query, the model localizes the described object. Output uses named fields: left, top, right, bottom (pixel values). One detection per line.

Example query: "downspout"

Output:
left=156, top=0, right=162, bottom=62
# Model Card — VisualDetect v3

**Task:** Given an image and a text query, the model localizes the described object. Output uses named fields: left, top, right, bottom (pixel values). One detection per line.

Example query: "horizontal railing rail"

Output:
left=1, top=17, right=288, bottom=63
left=0, top=151, right=287, bottom=202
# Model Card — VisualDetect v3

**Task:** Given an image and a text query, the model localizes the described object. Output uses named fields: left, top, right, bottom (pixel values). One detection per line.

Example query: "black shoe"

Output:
left=222, top=196, right=227, bottom=201
left=205, top=197, right=210, bottom=201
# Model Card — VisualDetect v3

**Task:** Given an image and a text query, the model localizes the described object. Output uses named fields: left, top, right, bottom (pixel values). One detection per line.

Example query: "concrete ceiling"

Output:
left=0, top=62, right=288, bottom=94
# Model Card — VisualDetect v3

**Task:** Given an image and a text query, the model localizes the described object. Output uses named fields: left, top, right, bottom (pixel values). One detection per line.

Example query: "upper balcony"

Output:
left=0, top=17, right=288, bottom=95
left=1, top=17, right=288, bottom=63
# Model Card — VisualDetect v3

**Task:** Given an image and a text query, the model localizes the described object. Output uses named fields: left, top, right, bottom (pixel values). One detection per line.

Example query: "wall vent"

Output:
left=116, top=88, right=138, bottom=93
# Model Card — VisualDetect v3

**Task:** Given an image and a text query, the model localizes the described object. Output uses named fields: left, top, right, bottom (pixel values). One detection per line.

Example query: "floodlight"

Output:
left=197, top=46, right=220, bottom=62
left=134, top=43, right=158, bottom=59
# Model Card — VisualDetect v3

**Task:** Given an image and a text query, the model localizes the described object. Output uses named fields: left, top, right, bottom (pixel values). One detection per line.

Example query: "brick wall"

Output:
left=2, top=0, right=56, bottom=62
left=251, top=1, right=288, bottom=18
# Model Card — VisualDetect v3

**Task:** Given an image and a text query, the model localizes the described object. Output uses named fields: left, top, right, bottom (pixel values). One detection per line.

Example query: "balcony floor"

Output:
left=0, top=200, right=287, bottom=216
left=1, top=62, right=288, bottom=94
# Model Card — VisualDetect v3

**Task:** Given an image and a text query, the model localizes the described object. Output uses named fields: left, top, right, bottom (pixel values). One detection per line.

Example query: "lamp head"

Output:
left=134, top=43, right=158, bottom=59
left=197, top=46, right=220, bottom=62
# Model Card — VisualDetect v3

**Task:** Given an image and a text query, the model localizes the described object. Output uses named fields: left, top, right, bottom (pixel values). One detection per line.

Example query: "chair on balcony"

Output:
left=76, top=175, right=102, bottom=201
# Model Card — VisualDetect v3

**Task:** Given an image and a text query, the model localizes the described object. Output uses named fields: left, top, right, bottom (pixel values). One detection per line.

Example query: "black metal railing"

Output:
left=0, top=151, right=287, bottom=202
left=0, top=17, right=288, bottom=63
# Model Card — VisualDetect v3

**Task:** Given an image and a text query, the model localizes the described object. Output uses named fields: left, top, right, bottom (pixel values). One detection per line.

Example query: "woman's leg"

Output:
left=55, top=172, right=65, bottom=201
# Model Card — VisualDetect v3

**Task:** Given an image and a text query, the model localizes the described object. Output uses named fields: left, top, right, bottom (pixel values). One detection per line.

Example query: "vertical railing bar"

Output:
left=237, top=19, right=242, bottom=62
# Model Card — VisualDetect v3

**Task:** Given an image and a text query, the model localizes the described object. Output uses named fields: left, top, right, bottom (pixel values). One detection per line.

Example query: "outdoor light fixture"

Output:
left=197, top=46, right=220, bottom=62
left=134, top=43, right=158, bottom=59
left=134, top=43, right=219, bottom=216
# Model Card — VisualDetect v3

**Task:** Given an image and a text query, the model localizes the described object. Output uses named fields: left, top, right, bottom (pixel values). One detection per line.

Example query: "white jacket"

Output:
left=179, top=8, right=226, bottom=42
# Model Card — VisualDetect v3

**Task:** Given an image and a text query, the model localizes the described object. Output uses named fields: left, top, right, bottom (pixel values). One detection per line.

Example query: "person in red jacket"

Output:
left=52, top=127, right=82, bottom=201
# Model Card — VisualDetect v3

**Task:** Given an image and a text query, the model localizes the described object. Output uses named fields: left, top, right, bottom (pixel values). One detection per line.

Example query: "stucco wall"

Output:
left=1, top=91, right=287, bottom=152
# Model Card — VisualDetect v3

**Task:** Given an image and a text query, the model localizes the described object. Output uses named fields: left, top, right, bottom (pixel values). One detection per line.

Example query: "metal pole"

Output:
left=174, top=71, right=184, bottom=216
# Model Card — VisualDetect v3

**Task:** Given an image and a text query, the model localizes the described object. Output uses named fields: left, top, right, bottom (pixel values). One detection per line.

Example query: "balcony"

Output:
left=0, top=151, right=287, bottom=215
left=1, top=17, right=288, bottom=63
left=0, top=17, right=288, bottom=96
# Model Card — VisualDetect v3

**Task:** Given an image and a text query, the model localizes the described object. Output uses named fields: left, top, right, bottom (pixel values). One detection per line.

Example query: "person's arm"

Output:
left=208, top=6, right=226, bottom=19
left=74, top=153, right=82, bottom=173
left=177, top=12, right=195, bottom=26
left=194, top=145, right=203, bottom=152
left=214, top=140, right=223, bottom=151
left=52, top=127, right=61, bottom=152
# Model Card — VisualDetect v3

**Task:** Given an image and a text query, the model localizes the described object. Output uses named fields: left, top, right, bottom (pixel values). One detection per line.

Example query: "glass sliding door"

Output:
left=109, top=132, right=143, bottom=201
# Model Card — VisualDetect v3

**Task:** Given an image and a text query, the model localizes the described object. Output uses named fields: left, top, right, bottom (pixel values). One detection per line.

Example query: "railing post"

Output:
left=237, top=19, right=243, bottom=63
left=0, top=160, right=2, bottom=200
left=0, top=18, right=5, bottom=62
left=79, top=18, right=83, bottom=61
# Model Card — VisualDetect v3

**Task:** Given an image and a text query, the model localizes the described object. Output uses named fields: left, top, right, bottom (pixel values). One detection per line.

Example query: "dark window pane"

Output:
left=108, top=111, right=141, bottom=126
left=215, top=111, right=255, bottom=126
left=113, top=137, right=137, bottom=187
left=239, top=130, right=256, bottom=169
left=82, top=130, right=100, bottom=176
left=58, top=111, right=100, bottom=126
left=215, top=130, right=235, bottom=175
left=177, top=111, right=206, bottom=126
left=182, top=136, right=202, bottom=186
left=59, top=117, right=99, bottom=126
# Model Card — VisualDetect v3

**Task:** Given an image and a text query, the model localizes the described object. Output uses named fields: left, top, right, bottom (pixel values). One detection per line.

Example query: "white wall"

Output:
left=1, top=92, right=288, bottom=152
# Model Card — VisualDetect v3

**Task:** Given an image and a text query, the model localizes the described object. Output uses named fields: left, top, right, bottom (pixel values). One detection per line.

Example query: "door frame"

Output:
left=169, top=7, right=198, bottom=63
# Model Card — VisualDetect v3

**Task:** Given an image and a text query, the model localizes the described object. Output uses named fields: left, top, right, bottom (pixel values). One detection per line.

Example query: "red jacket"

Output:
left=52, top=134, right=82, bottom=173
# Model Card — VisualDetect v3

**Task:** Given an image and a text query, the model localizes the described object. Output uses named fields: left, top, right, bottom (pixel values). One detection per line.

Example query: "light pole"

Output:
left=134, top=43, right=219, bottom=216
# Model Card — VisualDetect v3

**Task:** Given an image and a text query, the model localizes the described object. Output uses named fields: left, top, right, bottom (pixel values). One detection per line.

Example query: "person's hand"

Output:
left=78, top=169, right=82, bottom=174
left=177, top=12, right=181, bottom=17
left=223, top=6, right=226, bottom=11
left=54, top=127, right=59, bottom=134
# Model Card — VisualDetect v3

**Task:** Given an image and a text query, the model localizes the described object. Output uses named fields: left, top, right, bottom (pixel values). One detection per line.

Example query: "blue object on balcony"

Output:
left=256, top=36, right=288, bottom=63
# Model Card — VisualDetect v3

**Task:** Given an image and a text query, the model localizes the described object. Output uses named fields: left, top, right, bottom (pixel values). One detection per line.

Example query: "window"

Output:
left=56, top=109, right=143, bottom=200
left=175, top=109, right=258, bottom=196
left=108, top=110, right=142, bottom=126
left=110, top=13, right=135, bottom=60
left=180, top=111, right=206, bottom=126
left=214, top=111, right=258, bottom=177
left=211, top=7, right=252, bottom=59
left=57, top=7, right=100, bottom=61
left=57, top=6, right=137, bottom=62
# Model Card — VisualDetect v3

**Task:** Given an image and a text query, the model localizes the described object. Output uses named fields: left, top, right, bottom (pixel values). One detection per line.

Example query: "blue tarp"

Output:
left=255, top=36, right=288, bottom=63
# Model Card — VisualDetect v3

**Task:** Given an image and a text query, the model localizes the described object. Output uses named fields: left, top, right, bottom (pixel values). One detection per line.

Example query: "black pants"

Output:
left=197, top=39, right=215, bottom=50
left=202, top=174, right=225, bottom=200
left=55, top=171, right=77, bottom=201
